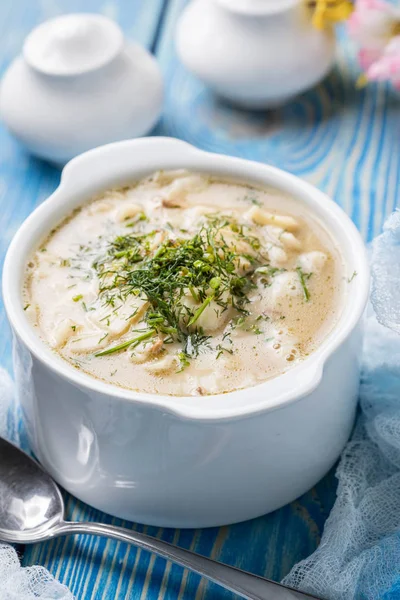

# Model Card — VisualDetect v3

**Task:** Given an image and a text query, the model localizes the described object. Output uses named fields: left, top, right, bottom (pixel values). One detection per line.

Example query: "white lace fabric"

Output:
left=284, top=210, right=400, bottom=599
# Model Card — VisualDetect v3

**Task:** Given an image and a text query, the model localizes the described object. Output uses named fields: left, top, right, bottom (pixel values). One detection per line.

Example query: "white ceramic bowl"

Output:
left=3, top=138, right=369, bottom=528
left=176, top=0, right=335, bottom=109
left=0, top=15, right=164, bottom=166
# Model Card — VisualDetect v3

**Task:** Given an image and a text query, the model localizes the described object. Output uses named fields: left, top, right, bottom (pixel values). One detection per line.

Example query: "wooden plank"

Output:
left=21, top=472, right=336, bottom=599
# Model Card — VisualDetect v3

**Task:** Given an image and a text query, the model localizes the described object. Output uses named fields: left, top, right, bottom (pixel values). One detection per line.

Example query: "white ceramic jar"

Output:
left=176, top=0, right=335, bottom=108
left=3, top=138, right=369, bottom=528
left=0, top=14, right=163, bottom=165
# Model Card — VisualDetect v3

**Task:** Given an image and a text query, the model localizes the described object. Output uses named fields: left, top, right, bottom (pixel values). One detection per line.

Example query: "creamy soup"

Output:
left=23, top=170, right=346, bottom=396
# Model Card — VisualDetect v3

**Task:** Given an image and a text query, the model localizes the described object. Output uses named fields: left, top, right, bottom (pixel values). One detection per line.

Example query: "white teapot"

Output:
left=176, top=0, right=335, bottom=109
left=0, top=14, right=163, bottom=165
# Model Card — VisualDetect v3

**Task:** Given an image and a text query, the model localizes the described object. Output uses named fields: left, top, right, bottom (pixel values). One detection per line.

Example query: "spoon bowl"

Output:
left=0, top=436, right=321, bottom=599
left=0, top=437, right=64, bottom=543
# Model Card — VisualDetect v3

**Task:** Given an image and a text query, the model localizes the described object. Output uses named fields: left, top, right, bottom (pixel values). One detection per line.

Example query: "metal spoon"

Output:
left=0, top=437, right=321, bottom=600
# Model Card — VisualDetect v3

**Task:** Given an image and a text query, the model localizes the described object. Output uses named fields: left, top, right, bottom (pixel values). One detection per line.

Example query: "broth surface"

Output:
left=23, top=170, right=345, bottom=396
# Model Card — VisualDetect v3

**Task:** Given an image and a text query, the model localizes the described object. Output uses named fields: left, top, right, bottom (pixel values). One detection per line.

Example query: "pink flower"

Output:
left=367, top=36, right=400, bottom=88
left=348, top=0, right=400, bottom=85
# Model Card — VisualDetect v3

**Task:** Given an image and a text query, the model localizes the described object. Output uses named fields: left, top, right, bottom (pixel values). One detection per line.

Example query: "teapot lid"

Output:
left=214, top=0, right=300, bottom=15
left=23, top=13, right=124, bottom=76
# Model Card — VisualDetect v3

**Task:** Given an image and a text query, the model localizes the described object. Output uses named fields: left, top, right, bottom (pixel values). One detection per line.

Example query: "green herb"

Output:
left=242, top=194, right=262, bottom=207
left=216, top=331, right=234, bottom=359
left=23, top=303, right=30, bottom=311
left=189, top=285, right=199, bottom=302
left=124, top=211, right=147, bottom=226
left=93, top=217, right=262, bottom=362
left=255, top=266, right=286, bottom=287
left=72, top=294, right=83, bottom=302
left=234, top=316, right=247, bottom=328
left=296, top=267, right=311, bottom=302
left=95, top=329, right=155, bottom=356
left=251, top=325, right=263, bottom=335
left=187, top=294, right=214, bottom=327
left=184, top=332, right=211, bottom=357
left=99, top=313, right=112, bottom=322
left=71, top=325, right=76, bottom=332
left=209, top=277, right=221, bottom=290
left=125, top=307, right=139, bottom=321
left=177, top=352, right=190, bottom=372
left=256, top=313, right=270, bottom=322
left=348, top=271, right=358, bottom=283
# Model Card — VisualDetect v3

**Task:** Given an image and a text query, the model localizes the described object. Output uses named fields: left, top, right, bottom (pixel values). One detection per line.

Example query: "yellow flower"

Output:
left=308, top=0, right=354, bottom=29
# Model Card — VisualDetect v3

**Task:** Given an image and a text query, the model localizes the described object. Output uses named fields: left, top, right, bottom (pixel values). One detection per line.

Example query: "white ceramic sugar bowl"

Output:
left=0, top=14, right=163, bottom=165
left=176, top=0, right=335, bottom=109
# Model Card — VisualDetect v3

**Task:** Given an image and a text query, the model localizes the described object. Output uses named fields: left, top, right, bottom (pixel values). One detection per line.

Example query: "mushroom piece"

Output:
left=244, top=206, right=298, bottom=231
left=145, top=354, right=179, bottom=374
left=280, top=232, right=302, bottom=250
left=160, top=174, right=208, bottom=208
left=115, top=203, right=142, bottom=222
left=48, top=318, right=77, bottom=349
left=297, top=251, right=327, bottom=274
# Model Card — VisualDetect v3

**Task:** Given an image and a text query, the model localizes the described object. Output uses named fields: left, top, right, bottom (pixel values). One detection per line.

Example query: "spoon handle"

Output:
left=54, top=521, right=320, bottom=600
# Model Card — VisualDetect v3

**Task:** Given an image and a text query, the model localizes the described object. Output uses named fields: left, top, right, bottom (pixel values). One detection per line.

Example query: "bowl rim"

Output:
left=2, top=137, right=370, bottom=422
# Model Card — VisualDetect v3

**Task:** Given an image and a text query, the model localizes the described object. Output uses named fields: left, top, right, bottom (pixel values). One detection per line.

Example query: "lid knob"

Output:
left=214, top=0, right=299, bottom=15
left=23, top=13, right=124, bottom=76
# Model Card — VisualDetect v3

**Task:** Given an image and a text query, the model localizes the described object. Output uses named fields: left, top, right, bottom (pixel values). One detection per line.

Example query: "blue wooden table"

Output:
left=0, top=1, right=398, bottom=598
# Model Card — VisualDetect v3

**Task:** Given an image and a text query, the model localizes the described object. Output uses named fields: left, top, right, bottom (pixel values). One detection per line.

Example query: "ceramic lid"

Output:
left=23, top=13, right=124, bottom=76
left=214, top=0, right=300, bottom=15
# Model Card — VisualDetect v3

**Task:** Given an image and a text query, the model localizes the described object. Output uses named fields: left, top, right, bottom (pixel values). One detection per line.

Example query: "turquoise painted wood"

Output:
left=0, top=0, right=398, bottom=598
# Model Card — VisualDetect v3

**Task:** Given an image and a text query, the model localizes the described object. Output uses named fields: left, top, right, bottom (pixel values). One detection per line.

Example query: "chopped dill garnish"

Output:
left=242, top=194, right=262, bottom=207
left=216, top=331, right=234, bottom=359
left=348, top=271, right=357, bottom=283
left=256, top=313, right=270, bottom=322
left=296, top=267, right=311, bottom=302
left=177, top=352, right=190, bottom=372
left=255, top=266, right=286, bottom=287
left=251, top=325, right=263, bottom=335
left=73, top=211, right=288, bottom=365
left=92, top=215, right=271, bottom=362
left=234, top=316, right=246, bottom=328
left=187, top=295, right=215, bottom=327
left=184, top=332, right=212, bottom=357
left=95, top=329, right=155, bottom=356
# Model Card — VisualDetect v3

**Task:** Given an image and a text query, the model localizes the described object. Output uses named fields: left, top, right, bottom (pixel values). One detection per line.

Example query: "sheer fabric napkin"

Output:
left=284, top=210, right=400, bottom=599
left=2, top=211, right=400, bottom=600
